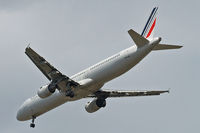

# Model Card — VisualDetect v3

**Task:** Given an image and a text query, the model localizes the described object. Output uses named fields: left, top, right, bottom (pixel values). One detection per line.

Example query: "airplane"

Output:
left=16, top=7, right=182, bottom=128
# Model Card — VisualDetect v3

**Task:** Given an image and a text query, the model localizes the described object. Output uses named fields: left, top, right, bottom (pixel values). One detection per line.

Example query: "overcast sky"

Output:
left=0, top=0, right=199, bottom=132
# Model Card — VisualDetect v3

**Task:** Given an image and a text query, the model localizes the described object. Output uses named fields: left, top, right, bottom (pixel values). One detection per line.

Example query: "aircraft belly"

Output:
left=28, top=93, right=65, bottom=117
left=27, top=82, right=102, bottom=119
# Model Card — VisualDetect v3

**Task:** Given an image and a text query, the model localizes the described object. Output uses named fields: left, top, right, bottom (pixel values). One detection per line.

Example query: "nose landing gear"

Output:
left=30, top=116, right=36, bottom=128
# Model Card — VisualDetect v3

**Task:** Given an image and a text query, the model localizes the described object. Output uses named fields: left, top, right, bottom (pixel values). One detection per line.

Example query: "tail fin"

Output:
left=128, top=29, right=149, bottom=48
left=141, top=7, right=158, bottom=41
left=128, top=7, right=158, bottom=47
left=128, top=7, right=182, bottom=50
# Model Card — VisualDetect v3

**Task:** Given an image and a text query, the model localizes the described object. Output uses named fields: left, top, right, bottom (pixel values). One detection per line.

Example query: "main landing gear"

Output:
left=66, top=90, right=74, bottom=98
left=30, top=116, right=36, bottom=128
left=66, top=82, right=75, bottom=98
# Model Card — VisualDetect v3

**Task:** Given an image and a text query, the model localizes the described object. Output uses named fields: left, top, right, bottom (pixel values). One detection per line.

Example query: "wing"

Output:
left=87, top=89, right=169, bottom=98
left=25, top=47, right=79, bottom=90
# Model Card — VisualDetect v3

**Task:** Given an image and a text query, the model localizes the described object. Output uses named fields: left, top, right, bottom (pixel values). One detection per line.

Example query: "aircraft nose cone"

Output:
left=16, top=108, right=23, bottom=121
left=16, top=98, right=33, bottom=121
left=16, top=99, right=30, bottom=121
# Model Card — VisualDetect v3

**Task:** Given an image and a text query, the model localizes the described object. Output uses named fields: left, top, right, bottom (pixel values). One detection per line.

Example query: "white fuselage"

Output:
left=17, top=38, right=160, bottom=121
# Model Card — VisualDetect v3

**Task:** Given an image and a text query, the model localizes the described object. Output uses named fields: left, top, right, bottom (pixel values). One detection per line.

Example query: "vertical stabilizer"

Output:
left=141, top=7, right=158, bottom=41
left=128, top=29, right=149, bottom=47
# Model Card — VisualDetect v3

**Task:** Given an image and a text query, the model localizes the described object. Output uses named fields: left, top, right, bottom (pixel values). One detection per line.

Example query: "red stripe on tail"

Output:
left=146, top=18, right=156, bottom=38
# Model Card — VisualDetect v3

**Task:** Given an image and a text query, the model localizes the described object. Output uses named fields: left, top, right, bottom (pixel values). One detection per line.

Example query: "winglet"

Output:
left=26, top=43, right=31, bottom=48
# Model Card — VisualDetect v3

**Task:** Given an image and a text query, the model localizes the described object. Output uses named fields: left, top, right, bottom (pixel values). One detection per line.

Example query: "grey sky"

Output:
left=0, top=0, right=199, bottom=132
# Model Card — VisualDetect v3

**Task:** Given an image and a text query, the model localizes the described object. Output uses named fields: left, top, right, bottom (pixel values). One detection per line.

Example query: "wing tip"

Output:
left=162, top=89, right=170, bottom=94
left=26, top=43, right=31, bottom=48
left=25, top=44, right=33, bottom=53
left=178, top=45, right=183, bottom=48
left=174, top=45, right=183, bottom=49
left=167, top=88, right=170, bottom=93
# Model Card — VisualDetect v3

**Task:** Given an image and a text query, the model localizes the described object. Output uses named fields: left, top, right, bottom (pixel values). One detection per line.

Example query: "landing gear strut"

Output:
left=30, top=116, right=36, bottom=128
left=66, top=83, right=75, bottom=98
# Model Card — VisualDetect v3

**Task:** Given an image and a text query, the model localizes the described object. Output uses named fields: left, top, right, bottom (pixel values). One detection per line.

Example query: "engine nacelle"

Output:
left=85, top=98, right=106, bottom=113
left=37, top=84, right=56, bottom=98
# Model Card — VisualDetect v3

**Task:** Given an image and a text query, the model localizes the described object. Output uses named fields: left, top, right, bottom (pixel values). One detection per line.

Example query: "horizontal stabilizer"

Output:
left=153, top=44, right=183, bottom=51
left=128, top=29, right=149, bottom=47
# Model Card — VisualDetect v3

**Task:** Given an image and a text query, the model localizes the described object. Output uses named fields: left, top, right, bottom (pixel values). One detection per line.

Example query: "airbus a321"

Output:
left=17, top=7, right=182, bottom=128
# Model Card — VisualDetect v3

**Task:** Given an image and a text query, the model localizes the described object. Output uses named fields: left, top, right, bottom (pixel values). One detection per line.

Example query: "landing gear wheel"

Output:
left=30, top=123, right=35, bottom=128
left=66, top=90, right=74, bottom=98
left=66, top=82, right=75, bottom=98
left=30, top=116, right=36, bottom=128
left=69, top=92, right=74, bottom=98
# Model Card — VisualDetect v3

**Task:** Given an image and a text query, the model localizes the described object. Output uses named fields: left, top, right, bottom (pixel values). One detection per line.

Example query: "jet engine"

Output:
left=37, top=84, right=56, bottom=98
left=85, top=98, right=106, bottom=113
